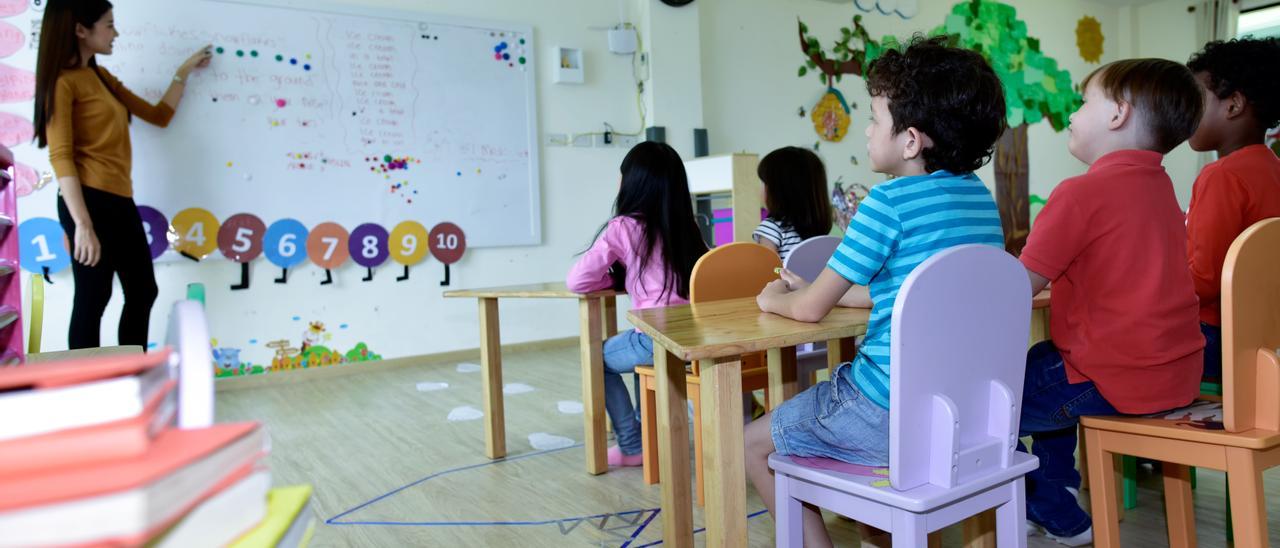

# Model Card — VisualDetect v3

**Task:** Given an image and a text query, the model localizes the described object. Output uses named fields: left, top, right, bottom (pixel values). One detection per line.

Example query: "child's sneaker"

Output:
left=1026, top=520, right=1093, bottom=547
left=607, top=445, right=643, bottom=467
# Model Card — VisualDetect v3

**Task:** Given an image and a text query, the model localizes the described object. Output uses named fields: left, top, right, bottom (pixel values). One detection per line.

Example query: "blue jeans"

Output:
left=1201, top=322, right=1221, bottom=380
left=1018, top=341, right=1119, bottom=538
left=770, top=362, right=890, bottom=466
left=603, top=330, right=652, bottom=455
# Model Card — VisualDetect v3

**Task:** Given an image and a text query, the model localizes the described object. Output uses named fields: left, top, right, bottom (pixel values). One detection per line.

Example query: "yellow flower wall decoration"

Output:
left=1076, top=16, right=1104, bottom=64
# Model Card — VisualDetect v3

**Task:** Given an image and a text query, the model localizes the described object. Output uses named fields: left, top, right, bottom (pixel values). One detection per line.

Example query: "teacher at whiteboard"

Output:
left=33, top=0, right=211, bottom=349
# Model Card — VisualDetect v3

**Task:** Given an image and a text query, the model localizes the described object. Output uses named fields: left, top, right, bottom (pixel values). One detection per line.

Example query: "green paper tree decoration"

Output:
left=931, top=0, right=1082, bottom=254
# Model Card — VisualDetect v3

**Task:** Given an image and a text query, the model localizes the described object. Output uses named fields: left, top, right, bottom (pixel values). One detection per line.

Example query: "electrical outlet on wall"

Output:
left=571, top=134, right=594, bottom=148
left=613, top=134, right=638, bottom=148
left=545, top=133, right=569, bottom=147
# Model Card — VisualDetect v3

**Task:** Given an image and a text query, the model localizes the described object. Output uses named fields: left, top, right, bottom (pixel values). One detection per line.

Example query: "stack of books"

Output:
left=0, top=350, right=314, bottom=547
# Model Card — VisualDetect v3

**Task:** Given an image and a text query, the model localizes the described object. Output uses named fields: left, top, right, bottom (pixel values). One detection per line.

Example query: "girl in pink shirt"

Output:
left=566, top=142, right=707, bottom=466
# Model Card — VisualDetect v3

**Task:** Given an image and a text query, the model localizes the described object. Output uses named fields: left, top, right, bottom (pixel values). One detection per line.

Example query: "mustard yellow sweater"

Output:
left=47, top=66, right=175, bottom=198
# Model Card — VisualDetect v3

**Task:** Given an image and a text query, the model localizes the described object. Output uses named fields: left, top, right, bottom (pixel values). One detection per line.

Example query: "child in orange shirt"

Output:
left=1185, top=37, right=1280, bottom=379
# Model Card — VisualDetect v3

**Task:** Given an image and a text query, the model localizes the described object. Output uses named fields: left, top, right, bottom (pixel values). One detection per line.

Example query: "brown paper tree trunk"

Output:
left=994, top=124, right=1030, bottom=255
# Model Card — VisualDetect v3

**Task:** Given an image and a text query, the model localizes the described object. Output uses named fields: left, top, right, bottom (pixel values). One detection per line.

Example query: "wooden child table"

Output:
left=444, top=282, right=620, bottom=475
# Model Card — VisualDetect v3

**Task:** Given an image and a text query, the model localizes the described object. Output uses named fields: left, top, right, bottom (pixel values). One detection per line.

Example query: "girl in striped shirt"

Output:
left=752, top=147, right=834, bottom=262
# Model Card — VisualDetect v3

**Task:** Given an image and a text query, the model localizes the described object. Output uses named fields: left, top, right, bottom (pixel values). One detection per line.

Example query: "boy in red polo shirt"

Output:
left=1018, top=59, right=1206, bottom=546
left=1185, top=38, right=1280, bottom=380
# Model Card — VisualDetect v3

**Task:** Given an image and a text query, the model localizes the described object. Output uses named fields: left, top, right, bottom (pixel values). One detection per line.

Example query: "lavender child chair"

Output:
left=782, top=235, right=841, bottom=283
left=768, top=244, right=1038, bottom=547
left=782, top=235, right=843, bottom=388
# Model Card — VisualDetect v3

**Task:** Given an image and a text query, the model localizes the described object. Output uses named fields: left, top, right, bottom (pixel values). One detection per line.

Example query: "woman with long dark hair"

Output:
left=34, top=0, right=210, bottom=348
left=566, top=141, right=708, bottom=465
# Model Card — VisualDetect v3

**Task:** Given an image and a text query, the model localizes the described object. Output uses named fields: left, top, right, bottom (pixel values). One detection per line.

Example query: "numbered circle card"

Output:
left=136, top=206, right=169, bottom=260
left=217, top=213, right=266, bottom=262
left=263, top=219, right=309, bottom=268
left=349, top=223, right=389, bottom=268
left=389, top=221, right=429, bottom=265
left=428, top=222, right=466, bottom=265
left=306, top=222, right=350, bottom=269
left=171, top=208, right=221, bottom=259
left=18, top=217, right=70, bottom=274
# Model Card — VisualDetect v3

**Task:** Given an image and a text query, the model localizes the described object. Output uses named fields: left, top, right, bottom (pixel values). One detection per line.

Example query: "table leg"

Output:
left=579, top=298, right=607, bottom=475
left=826, top=337, right=856, bottom=378
left=699, top=358, right=747, bottom=547
left=602, top=296, right=618, bottom=338
left=1030, top=308, right=1051, bottom=346
left=479, top=298, right=505, bottom=459
left=655, top=348, right=694, bottom=547
left=766, top=346, right=798, bottom=410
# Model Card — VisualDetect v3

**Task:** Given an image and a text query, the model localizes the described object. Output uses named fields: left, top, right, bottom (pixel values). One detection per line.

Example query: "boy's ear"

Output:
left=1225, top=91, right=1249, bottom=121
left=1108, top=99, right=1133, bottom=131
left=901, top=127, right=932, bottom=161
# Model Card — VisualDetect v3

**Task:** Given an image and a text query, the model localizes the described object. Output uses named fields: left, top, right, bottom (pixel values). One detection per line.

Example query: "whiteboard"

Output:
left=47, top=0, right=541, bottom=250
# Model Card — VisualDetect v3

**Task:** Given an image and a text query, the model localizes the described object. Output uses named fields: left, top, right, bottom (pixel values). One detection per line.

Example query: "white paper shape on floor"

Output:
left=528, top=432, right=575, bottom=451
left=557, top=400, right=584, bottom=414
left=455, top=362, right=481, bottom=373
left=447, top=406, right=484, bottom=421
left=416, top=382, right=449, bottom=392
left=503, top=383, right=535, bottom=395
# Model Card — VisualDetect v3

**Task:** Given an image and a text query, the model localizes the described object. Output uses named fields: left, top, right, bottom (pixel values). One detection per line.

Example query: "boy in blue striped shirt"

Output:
left=747, top=36, right=1008, bottom=545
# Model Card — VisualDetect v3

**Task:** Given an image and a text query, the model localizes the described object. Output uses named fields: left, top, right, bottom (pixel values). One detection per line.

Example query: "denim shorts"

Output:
left=770, top=363, right=890, bottom=467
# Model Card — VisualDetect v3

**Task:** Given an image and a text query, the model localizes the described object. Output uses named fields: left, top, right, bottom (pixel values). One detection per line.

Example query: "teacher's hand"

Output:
left=73, top=224, right=101, bottom=267
left=179, top=45, right=214, bottom=77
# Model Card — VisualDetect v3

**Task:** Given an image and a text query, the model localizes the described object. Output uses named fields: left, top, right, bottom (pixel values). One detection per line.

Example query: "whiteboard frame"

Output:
left=186, top=0, right=544, bottom=247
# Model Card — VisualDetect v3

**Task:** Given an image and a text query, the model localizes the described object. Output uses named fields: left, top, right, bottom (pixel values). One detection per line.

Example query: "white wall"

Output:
left=24, top=0, right=662, bottom=362
left=23, top=0, right=1201, bottom=365
left=1126, top=0, right=1206, bottom=205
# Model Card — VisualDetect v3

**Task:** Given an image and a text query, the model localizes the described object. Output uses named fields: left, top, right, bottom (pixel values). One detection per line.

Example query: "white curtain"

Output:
left=1195, top=0, right=1241, bottom=45
left=1194, top=1, right=1241, bottom=168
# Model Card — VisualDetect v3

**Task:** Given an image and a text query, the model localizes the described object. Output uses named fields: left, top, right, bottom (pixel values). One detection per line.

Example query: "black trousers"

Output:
left=56, top=186, right=158, bottom=349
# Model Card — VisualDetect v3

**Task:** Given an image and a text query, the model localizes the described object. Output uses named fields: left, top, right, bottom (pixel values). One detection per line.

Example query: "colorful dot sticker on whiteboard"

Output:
left=389, top=220, right=429, bottom=265
left=217, top=213, right=266, bottom=262
left=171, top=208, right=221, bottom=259
left=136, top=206, right=169, bottom=260
left=348, top=223, right=389, bottom=268
left=428, top=222, right=466, bottom=265
left=306, top=222, right=350, bottom=269
left=18, top=217, right=70, bottom=274
left=263, top=219, right=309, bottom=268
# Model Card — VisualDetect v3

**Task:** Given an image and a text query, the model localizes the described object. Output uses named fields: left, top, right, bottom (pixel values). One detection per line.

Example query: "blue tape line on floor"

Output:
left=326, top=441, right=767, bottom=547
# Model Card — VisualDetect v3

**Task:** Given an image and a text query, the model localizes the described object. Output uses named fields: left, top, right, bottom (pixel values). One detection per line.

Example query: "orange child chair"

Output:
left=1081, top=218, right=1280, bottom=548
left=635, top=242, right=781, bottom=505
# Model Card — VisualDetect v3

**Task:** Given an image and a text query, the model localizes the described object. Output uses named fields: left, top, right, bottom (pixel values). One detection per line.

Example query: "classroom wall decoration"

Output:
left=853, top=0, right=920, bottom=19
left=831, top=180, right=871, bottom=231
left=1075, top=15, right=1104, bottom=64
left=19, top=210, right=452, bottom=288
left=211, top=316, right=384, bottom=378
left=12, top=0, right=541, bottom=253
left=933, top=0, right=1081, bottom=255
left=795, top=15, right=893, bottom=142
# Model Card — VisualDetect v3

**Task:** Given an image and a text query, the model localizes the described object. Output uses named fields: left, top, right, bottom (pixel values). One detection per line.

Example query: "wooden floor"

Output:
left=217, top=341, right=1280, bottom=547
